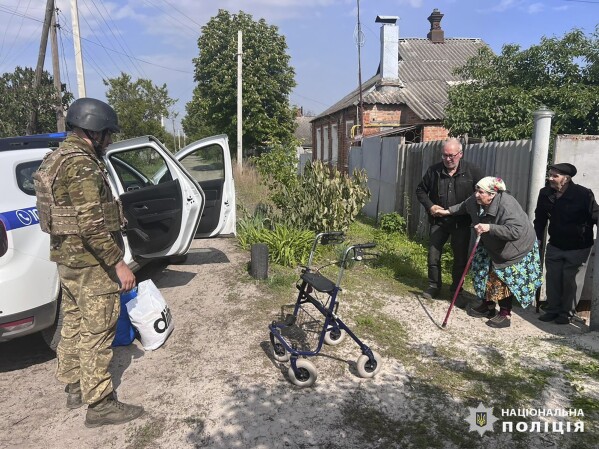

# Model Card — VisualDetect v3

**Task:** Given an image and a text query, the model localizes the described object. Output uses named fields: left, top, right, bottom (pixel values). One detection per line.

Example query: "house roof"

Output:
left=294, top=115, right=313, bottom=146
left=313, top=38, right=487, bottom=122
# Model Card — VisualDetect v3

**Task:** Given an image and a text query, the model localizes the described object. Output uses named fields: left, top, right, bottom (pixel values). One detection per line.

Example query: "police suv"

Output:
left=0, top=132, right=235, bottom=349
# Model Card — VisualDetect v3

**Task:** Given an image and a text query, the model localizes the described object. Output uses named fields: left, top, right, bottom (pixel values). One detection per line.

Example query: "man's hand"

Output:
left=430, top=205, right=443, bottom=216
left=115, top=260, right=136, bottom=292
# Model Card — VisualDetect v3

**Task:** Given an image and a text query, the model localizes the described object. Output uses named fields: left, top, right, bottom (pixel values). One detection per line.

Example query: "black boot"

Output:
left=85, top=392, right=144, bottom=428
left=467, top=300, right=496, bottom=318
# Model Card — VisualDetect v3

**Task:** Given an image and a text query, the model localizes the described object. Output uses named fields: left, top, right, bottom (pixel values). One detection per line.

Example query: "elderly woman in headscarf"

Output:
left=436, top=176, right=542, bottom=328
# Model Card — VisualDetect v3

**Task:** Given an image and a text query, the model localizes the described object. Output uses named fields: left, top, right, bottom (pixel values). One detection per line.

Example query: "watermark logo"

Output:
left=466, top=403, right=498, bottom=436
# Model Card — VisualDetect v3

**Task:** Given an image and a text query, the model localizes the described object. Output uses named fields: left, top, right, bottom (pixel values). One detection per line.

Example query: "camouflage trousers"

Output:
left=56, top=264, right=120, bottom=404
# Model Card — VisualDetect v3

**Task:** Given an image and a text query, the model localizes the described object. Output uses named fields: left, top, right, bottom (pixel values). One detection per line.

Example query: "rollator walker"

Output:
left=268, top=231, right=382, bottom=387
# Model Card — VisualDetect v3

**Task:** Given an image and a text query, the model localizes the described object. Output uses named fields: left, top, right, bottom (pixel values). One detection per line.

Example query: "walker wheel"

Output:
left=324, top=327, right=346, bottom=345
left=288, top=359, right=318, bottom=387
left=356, top=351, right=382, bottom=378
left=271, top=336, right=291, bottom=362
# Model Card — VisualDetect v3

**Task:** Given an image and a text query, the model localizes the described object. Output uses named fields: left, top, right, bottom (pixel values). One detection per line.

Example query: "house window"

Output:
left=323, top=126, right=329, bottom=161
left=316, top=128, right=322, bottom=160
left=331, top=124, right=338, bottom=164
left=346, top=120, right=354, bottom=138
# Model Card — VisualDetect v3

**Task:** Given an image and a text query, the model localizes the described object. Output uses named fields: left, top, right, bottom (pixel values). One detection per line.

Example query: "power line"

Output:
left=561, top=0, right=599, bottom=3
left=141, top=0, right=198, bottom=36
left=291, top=90, right=330, bottom=108
left=161, top=0, right=203, bottom=28
left=86, top=0, right=147, bottom=78
left=56, top=11, right=73, bottom=96
left=77, top=0, right=132, bottom=78
left=0, top=1, right=37, bottom=69
left=58, top=21, right=192, bottom=74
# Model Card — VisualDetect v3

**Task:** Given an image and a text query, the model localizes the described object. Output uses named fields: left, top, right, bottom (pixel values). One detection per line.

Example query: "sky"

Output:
left=0, top=0, right=597, bottom=134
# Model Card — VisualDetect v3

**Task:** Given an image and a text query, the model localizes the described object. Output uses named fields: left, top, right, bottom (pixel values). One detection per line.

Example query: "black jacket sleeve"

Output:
left=416, top=168, right=435, bottom=212
left=533, top=190, right=549, bottom=242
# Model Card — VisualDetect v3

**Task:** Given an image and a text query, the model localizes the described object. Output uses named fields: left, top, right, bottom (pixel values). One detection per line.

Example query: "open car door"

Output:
left=103, top=136, right=204, bottom=263
left=173, top=135, right=236, bottom=237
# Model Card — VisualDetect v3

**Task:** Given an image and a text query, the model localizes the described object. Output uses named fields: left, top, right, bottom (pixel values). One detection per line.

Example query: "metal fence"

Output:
left=349, top=137, right=533, bottom=236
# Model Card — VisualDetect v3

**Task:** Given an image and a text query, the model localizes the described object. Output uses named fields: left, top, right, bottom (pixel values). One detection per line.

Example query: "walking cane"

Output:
left=442, top=235, right=481, bottom=328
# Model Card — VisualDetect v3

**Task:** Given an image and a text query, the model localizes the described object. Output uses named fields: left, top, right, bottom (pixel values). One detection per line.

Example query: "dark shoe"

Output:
left=85, top=392, right=144, bottom=428
left=554, top=316, right=571, bottom=325
left=454, top=293, right=470, bottom=310
left=539, top=313, right=558, bottom=322
left=486, top=314, right=511, bottom=328
left=65, top=381, right=83, bottom=410
left=467, top=301, right=496, bottom=318
left=422, top=287, right=440, bottom=300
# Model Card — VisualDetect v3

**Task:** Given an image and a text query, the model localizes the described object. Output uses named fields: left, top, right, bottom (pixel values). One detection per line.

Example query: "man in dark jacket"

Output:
left=416, top=138, right=484, bottom=300
left=534, top=163, right=599, bottom=324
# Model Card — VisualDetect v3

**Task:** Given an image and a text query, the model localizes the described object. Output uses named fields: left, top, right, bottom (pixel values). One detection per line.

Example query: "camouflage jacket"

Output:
left=46, top=135, right=124, bottom=268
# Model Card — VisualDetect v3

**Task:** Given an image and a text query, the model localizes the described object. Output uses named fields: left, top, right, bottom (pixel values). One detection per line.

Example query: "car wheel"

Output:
left=41, top=292, right=63, bottom=352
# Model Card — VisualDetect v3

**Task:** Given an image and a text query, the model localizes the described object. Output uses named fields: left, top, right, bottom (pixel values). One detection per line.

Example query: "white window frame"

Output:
left=331, top=124, right=338, bottom=165
left=316, top=128, right=322, bottom=160
left=323, top=126, right=330, bottom=161
left=346, top=120, right=354, bottom=138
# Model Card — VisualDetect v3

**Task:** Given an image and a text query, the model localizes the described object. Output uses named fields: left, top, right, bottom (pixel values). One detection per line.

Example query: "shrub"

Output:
left=253, top=142, right=299, bottom=202
left=379, top=212, right=406, bottom=234
left=237, top=207, right=314, bottom=267
left=277, top=160, right=370, bottom=233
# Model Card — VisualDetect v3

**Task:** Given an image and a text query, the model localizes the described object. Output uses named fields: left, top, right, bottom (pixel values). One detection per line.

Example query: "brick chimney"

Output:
left=375, top=15, right=399, bottom=82
left=427, top=9, right=444, bottom=43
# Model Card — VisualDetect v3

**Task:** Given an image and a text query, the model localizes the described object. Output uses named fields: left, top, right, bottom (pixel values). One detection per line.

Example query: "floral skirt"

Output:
left=471, top=240, right=542, bottom=308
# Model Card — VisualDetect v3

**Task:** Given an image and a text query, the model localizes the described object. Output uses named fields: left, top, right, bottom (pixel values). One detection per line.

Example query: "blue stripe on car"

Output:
left=0, top=207, right=40, bottom=231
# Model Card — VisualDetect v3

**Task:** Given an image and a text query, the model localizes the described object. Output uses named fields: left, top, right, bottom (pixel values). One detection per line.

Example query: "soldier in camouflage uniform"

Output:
left=34, top=98, right=144, bottom=428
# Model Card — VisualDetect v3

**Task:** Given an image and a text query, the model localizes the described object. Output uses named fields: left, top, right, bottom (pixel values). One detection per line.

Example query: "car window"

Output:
left=16, top=160, right=43, bottom=196
left=179, top=143, right=225, bottom=183
left=109, top=147, right=172, bottom=191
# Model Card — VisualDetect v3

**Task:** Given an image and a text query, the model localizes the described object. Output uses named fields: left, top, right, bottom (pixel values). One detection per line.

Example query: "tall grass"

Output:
left=233, top=162, right=271, bottom=215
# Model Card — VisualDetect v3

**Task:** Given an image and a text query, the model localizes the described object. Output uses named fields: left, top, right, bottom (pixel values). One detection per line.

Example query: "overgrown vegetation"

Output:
left=238, top=154, right=369, bottom=266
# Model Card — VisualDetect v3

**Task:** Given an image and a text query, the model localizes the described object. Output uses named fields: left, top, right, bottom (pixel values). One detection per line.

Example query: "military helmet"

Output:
left=66, top=98, right=120, bottom=133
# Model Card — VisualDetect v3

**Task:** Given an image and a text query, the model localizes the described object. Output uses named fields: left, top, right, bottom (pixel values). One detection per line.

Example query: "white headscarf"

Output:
left=477, top=176, right=506, bottom=194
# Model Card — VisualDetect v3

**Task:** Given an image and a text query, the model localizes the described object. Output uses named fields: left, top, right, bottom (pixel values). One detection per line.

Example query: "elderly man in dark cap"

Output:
left=534, top=163, right=599, bottom=324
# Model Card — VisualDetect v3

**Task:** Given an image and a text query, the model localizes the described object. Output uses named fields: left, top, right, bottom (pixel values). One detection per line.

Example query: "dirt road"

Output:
left=1, top=237, right=598, bottom=449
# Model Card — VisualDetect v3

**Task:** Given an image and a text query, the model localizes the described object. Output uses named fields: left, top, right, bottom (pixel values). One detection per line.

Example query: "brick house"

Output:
left=311, top=9, right=487, bottom=171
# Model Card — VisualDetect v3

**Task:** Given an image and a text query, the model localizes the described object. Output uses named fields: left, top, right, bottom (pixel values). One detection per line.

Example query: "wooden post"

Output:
left=27, top=0, right=54, bottom=135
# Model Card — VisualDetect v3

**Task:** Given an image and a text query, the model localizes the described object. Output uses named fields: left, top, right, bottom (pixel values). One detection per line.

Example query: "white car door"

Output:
left=103, top=136, right=204, bottom=262
left=173, top=134, right=236, bottom=237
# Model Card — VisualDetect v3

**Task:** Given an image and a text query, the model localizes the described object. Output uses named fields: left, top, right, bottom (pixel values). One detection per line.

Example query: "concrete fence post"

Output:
left=527, top=106, right=555, bottom=220
left=591, top=223, right=599, bottom=331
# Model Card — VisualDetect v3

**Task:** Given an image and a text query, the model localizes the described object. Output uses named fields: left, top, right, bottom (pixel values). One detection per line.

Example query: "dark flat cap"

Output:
left=549, top=162, right=577, bottom=177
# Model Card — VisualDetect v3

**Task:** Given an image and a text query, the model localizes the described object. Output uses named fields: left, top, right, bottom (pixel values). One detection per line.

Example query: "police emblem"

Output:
left=466, top=403, right=497, bottom=436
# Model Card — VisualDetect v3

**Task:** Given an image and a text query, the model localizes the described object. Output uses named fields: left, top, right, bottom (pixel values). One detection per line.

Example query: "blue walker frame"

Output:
left=268, top=231, right=381, bottom=387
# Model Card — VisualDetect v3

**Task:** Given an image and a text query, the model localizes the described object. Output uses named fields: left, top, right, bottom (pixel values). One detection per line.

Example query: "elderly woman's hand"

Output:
left=474, top=223, right=490, bottom=235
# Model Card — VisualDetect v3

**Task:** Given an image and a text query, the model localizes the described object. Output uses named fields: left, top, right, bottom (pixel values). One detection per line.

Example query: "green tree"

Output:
left=0, top=66, right=73, bottom=137
left=445, top=27, right=599, bottom=141
left=183, top=9, right=296, bottom=155
left=104, top=72, right=176, bottom=148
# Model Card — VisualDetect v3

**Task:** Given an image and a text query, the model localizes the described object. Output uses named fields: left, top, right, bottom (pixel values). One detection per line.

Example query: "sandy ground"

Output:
left=1, top=237, right=598, bottom=449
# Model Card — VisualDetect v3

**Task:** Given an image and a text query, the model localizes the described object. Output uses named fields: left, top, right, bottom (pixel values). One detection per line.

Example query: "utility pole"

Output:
left=171, top=115, right=177, bottom=151
left=50, top=7, right=65, bottom=132
left=70, top=0, right=86, bottom=98
left=237, top=30, right=243, bottom=169
left=27, top=0, right=55, bottom=135
left=356, top=0, right=365, bottom=136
